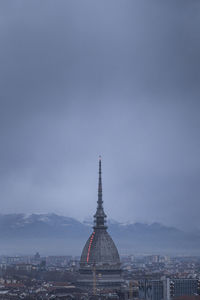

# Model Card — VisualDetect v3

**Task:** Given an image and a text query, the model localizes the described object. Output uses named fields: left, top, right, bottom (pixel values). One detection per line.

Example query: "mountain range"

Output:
left=0, top=213, right=199, bottom=256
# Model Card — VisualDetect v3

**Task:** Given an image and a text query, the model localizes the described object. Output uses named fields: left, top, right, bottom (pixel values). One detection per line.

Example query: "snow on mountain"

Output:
left=0, top=213, right=199, bottom=255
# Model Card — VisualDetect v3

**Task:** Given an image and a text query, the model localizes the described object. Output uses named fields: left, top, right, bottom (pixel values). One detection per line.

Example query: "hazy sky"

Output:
left=0, top=0, right=200, bottom=230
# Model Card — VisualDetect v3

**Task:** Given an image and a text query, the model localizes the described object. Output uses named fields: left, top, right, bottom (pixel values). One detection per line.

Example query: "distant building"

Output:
left=34, top=252, right=40, bottom=260
left=139, top=278, right=200, bottom=300
left=78, top=157, right=123, bottom=290
left=15, top=263, right=38, bottom=271
left=46, top=255, right=72, bottom=267
left=139, top=279, right=165, bottom=300
left=170, top=279, right=200, bottom=299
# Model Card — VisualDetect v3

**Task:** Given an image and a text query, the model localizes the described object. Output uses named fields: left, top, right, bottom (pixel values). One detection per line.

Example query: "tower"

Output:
left=78, top=157, right=123, bottom=290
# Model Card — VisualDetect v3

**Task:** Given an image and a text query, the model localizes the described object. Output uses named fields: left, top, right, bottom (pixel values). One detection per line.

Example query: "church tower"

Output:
left=78, top=157, right=123, bottom=290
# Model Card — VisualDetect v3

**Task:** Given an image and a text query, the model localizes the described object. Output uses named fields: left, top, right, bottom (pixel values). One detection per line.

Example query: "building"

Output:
left=139, top=279, right=165, bottom=300
left=170, top=279, right=200, bottom=299
left=139, top=278, right=200, bottom=300
left=78, top=157, right=123, bottom=290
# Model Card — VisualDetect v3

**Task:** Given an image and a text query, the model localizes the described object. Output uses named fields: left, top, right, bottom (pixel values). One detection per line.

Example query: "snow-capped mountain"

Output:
left=0, top=213, right=199, bottom=255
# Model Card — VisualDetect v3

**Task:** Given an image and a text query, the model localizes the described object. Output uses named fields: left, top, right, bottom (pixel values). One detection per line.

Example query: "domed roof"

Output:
left=80, top=229, right=120, bottom=267
left=80, top=157, right=121, bottom=272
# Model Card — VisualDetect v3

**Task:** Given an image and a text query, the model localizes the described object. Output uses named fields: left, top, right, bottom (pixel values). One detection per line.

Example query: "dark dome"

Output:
left=80, top=229, right=120, bottom=268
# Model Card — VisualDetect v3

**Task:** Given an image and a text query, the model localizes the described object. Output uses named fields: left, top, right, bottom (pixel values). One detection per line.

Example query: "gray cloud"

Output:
left=0, top=0, right=200, bottom=230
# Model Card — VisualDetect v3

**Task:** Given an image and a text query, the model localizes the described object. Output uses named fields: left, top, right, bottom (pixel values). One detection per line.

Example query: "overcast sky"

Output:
left=0, top=0, right=200, bottom=230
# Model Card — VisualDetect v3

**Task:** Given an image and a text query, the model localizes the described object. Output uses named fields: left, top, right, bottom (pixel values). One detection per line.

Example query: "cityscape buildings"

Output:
left=1, top=253, right=200, bottom=299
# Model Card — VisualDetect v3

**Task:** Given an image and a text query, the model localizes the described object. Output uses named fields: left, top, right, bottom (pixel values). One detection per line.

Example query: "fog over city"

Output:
left=0, top=1, right=200, bottom=231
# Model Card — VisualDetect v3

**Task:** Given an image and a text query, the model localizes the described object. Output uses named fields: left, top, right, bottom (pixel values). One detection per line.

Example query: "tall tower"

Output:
left=78, top=157, right=123, bottom=290
left=93, top=156, right=107, bottom=230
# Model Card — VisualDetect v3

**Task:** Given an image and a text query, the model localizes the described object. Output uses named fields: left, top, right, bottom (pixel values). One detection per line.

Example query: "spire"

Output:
left=98, top=156, right=103, bottom=208
left=93, top=156, right=107, bottom=229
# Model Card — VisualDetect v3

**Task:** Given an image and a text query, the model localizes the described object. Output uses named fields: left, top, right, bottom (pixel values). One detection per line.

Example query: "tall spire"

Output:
left=98, top=156, right=103, bottom=208
left=93, top=156, right=107, bottom=229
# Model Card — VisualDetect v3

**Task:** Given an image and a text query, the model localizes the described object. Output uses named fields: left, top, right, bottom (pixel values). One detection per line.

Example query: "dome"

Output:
left=80, top=229, right=120, bottom=268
